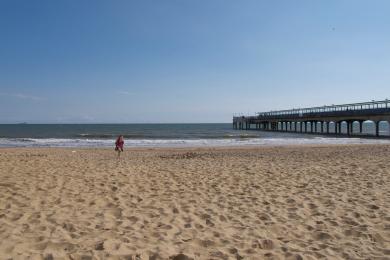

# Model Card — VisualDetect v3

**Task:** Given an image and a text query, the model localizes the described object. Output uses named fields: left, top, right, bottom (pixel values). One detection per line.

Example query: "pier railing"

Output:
left=255, top=100, right=390, bottom=119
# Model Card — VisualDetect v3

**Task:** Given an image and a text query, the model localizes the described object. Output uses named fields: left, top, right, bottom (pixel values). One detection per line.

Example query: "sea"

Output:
left=0, top=123, right=389, bottom=148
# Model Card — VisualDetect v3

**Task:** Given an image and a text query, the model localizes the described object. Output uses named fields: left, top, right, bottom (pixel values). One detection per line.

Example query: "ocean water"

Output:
left=0, top=123, right=389, bottom=148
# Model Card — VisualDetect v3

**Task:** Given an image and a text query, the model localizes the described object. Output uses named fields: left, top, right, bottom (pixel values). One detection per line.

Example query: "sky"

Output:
left=0, top=0, right=389, bottom=123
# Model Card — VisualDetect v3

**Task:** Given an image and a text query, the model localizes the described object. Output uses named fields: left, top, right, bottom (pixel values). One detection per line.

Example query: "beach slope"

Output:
left=0, top=145, right=389, bottom=259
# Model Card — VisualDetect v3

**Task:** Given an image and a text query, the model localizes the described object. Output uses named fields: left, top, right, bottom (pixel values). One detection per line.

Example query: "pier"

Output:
left=233, top=100, right=390, bottom=137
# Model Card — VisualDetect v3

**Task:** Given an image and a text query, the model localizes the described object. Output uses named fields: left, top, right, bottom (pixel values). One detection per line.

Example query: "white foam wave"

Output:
left=0, top=137, right=390, bottom=148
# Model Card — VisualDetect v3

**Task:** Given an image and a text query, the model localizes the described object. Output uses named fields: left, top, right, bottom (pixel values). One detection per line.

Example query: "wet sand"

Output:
left=0, top=145, right=389, bottom=259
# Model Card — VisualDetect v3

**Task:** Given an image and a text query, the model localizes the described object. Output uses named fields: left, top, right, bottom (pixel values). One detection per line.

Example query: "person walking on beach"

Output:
left=115, top=135, right=124, bottom=158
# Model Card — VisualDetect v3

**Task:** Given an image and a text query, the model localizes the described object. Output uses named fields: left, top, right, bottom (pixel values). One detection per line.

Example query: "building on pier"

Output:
left=233, top=100, right=390, bottom=137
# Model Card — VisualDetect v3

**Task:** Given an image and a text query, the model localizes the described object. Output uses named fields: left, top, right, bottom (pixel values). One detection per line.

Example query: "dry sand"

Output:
left=0, top=145, right=389, bottom=259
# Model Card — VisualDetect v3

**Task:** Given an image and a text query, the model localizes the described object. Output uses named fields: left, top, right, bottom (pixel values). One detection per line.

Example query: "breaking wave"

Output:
left=1, top=137, right=390, bottom=148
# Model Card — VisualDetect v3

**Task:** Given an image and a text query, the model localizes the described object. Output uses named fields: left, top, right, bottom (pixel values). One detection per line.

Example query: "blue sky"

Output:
left=0, top=0, right=389, bottom=123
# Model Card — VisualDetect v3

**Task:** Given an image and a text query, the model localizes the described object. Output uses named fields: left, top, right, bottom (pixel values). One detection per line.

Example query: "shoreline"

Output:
left=1, top=142, right=390, bottom=151
left=1, top=137, right=390, bottom=150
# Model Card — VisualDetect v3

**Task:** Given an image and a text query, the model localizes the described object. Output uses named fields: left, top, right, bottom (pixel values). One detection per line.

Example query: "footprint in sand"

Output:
left=314, top=231, right=333, bottom=240
left=169, top=254, right=194, bottom=260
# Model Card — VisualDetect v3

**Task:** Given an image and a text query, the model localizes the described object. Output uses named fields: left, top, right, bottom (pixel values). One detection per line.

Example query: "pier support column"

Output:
left=320, top=122, right=323, bottom=133
left=314, top=121, right=318, bottom=133
left=326, top=122, right=329, bottom=134
left=304, top=122, right=308, bottom=133
left=375, top=121, right=380, bottom=137
left=335, top=122, right=339, bottom=134
left=347, top=121, right=351, bottom=136
left=388, top=121, right=390, bottom=136
left=350, top=121, right=354, bottom=135
left=359, top=121, right=363, bottom=133
left=294, top=122, right=297, bottom=132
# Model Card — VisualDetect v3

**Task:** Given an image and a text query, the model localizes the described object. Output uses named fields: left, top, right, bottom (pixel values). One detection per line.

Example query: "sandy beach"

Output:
left=0, top=144, right=389, bottom=259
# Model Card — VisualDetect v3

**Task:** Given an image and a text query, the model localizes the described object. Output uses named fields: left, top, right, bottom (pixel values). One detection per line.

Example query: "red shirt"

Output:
left=115, top=138, right=124, bottom=149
